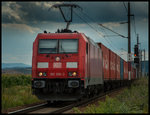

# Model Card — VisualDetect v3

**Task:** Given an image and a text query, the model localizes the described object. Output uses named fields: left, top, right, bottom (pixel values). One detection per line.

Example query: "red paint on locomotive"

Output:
left=32, top=32, right=103, bottom=101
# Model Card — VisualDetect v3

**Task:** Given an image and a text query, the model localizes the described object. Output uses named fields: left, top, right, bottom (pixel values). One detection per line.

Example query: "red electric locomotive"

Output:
left=32, top=32, right=103, bottom=102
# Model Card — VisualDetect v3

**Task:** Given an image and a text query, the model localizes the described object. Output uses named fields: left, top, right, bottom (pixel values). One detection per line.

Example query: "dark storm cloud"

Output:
left=2, top=1, right=148, bottom=24
left=17, top=2, right=61, bottom=22
left=73, top=2, right=128, bottom=22
left=2, top=2, right=63, bottom=24
left=73, top=2, right=148, bottom=23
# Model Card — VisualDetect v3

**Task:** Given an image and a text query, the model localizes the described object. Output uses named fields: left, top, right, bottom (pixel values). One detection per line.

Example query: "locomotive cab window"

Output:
left=59, top=39, right=78, bottom=53
left=38, top=39, right=57, bottom=54
left=38, top=39, right=78, bottom=54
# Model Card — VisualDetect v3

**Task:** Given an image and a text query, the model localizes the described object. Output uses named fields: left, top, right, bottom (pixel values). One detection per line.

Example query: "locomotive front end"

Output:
left=32, top=33, right=85, bottom=101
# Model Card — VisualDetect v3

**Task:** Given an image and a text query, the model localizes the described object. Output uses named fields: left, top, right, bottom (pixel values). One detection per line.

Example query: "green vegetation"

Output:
left=73, top=77, right=149, bottom=113
left=2, top=74, right=31, bottom=88
left=2, top=74, right=42, bottom=110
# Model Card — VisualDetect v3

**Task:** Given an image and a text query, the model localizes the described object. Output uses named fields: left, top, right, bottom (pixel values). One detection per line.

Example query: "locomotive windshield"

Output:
left=59, top=39, right=78, bottom=53
left=38, top=39, right=78, bottom=54
left=39, top=39, right=57, bottom=53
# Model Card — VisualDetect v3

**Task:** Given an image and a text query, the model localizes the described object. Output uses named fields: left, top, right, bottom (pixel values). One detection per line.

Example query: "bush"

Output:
left=2, top=74, right=31, bottom=88
left=73, top=77, right=148, bottom=113
left=2, top=85, right=41, bottom=110
left=1, top=74, right=43, bottom=111
left=73, top=96, right=130, bottom=113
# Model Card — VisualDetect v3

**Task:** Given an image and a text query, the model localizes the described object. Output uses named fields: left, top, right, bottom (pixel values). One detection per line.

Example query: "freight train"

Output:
left=32, top=30, right=137, bottom=103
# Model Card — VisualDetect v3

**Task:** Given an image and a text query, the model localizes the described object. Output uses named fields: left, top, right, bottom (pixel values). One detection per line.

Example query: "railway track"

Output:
left=7, top=87, right=126, bottom=114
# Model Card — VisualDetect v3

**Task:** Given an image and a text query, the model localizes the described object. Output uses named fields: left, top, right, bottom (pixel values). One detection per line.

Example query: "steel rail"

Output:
left=7, top=86, right=126, bottom=114
left=50, top=87, right=126, bottom=113
left=7, top=102, right=47, bottom=114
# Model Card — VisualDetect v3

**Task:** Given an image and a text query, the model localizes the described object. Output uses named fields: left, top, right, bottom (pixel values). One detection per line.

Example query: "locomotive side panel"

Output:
left=86, top=39, right=103, bottom=86
left=78, top=34, right=86, bottom=80
left=89, top=42, right=95, bottom=79
left=32, top=38, right=38, bottom=79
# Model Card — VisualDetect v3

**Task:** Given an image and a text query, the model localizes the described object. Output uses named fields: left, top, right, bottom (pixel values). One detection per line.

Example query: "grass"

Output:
left=73, top=77, right=149, bottom=113
left=2, top=74, right=31, bottom=88
left=2, top=85, right=42, bottom=110
left=1, top=74, right=148, bottom=113
left=1, top=74, right=42, bottom=111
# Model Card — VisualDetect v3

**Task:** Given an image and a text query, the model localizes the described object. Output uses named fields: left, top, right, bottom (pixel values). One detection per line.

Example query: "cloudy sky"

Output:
left=2, top=1, right=148, bottom=65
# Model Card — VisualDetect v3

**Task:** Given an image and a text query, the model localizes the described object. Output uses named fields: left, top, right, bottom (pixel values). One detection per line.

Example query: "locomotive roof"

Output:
left=37, top=32, right=83, bottom=37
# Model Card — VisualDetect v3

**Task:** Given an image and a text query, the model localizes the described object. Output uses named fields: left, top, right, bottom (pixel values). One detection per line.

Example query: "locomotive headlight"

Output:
left=38, top=72, right=43, bottom=77
left=68, top=72, right=77, bottom=77
left=72, top=72, right=77, bottom=76
left=38, top=72, right=47, bottom=77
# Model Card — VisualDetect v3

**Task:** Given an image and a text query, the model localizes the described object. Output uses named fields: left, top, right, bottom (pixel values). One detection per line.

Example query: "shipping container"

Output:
left=131, top=66, right=136, bottom=80
left=97, top=43, right=110, bottom=80
left=123, top=61, right=128, bottom=80
left=116, top=55, right=120, bottom=80
left=120, top=58, right=124, bottom=80
left=109, top=50, right=116, bottom=80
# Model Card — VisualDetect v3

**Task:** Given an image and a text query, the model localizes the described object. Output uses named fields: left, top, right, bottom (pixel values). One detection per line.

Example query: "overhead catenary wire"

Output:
left=99, top=24, right=128, bottom=39
left=78, top=9, right=125, bottom=40
left=73, top=10, right=119, bottom=53
left=123, top=2, right=128, bottom=14
left=80, top=9, right=128, bottom=39
left=73, top=10, right=105, bottom=38
left=73, top=10, right=123, bottom=56
left=77, top=8, right=127, bottom=56
left=78, top=9, right=110, bottom=39
left=78, top=2, right=138, bottom=60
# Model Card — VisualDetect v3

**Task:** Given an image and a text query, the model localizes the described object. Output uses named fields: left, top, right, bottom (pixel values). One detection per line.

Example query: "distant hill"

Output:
left=2, top=67, right=32, bottom=75
left=2, top=63, right=31, bottom=69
